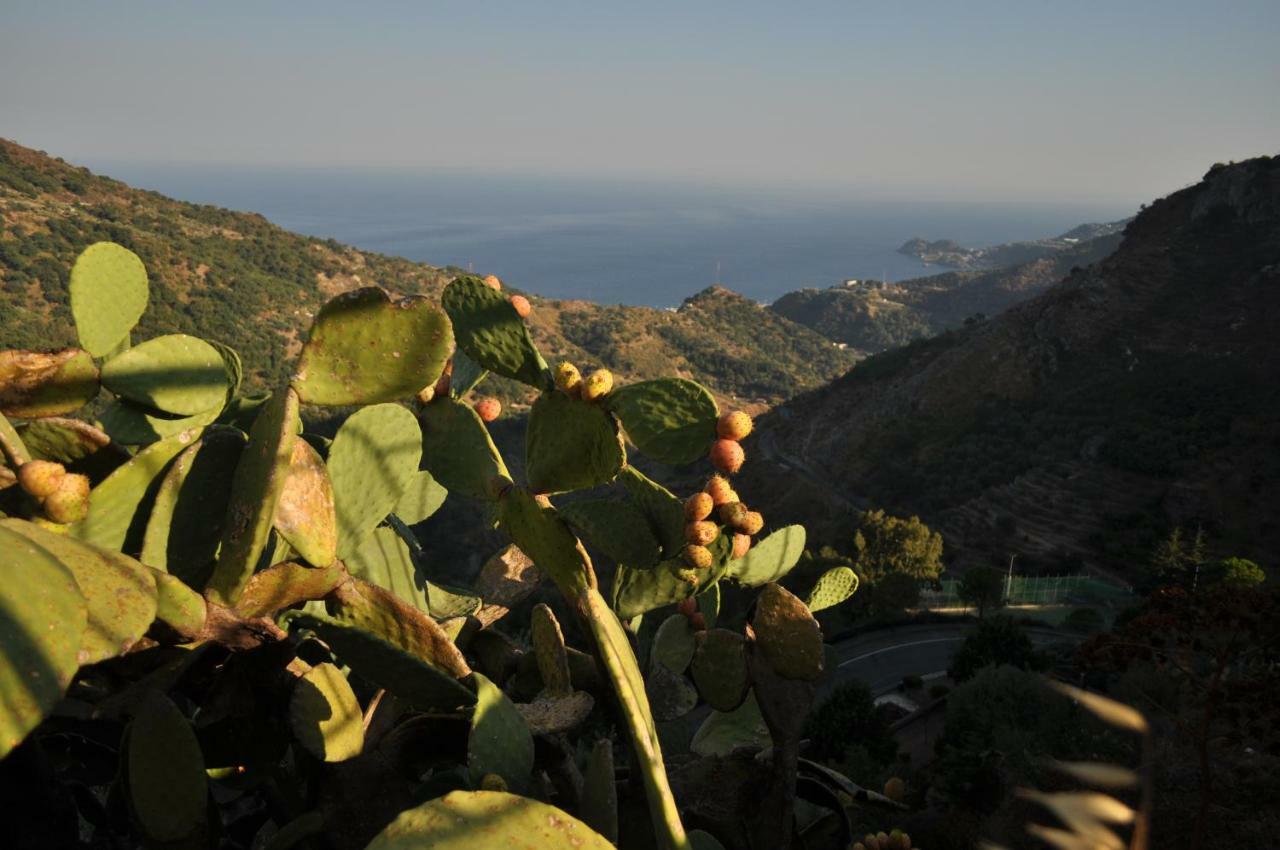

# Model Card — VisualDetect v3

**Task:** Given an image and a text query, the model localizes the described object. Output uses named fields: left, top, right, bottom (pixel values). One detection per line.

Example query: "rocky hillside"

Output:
left=0, top=139, right=854, bottom=408
left=896, top=218, right=1129, bottom=269
left=742, top=157, right=1280, bottom=578
left=770, top=232, right=1121, bottom=354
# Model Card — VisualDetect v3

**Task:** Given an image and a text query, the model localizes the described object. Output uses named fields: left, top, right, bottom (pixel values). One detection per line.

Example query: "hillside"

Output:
left=0, top=139, right=854, bottom=407
left=770, top=231, right=1121, bottom=353
left=742, top=157, right=1280, bottom=577
left=896, top=218, right=1128, bottom=269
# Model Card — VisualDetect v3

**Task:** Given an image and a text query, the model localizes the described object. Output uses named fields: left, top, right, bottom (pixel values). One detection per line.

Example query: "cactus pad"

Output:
left=530, top=603, right=572, bottom=697
left=17, top=416, right=116, bottom=467
left=72, top=426, right=202, bottom=553
left=419, top=396, right=511, bottom=499
left=651, top=613, right=697, bottom=675
left=390, top=469, right=448, bottom=525
left=149, top=570, right=207, bottom=639
left=473, top=544, right=541, bottom=627
left=0, top=524, right=87, bottom=759
left=290, top=662, right=364, bottom=762
left=580, top=739, right=618, bottom=843
left=326, top=577, right=471, bottom=679
left=448, top=349, right=488, bottom=398
left=646, top=662, right=698, bottom=722
left=605, top=378, right=719, bottom=465
left=69, top=242, right=149, bottom=358
left=0, top=348, right=100, bottom=418
left=752, top=583, right=824, bottom=681
left=344, top=526, right=430, bottom=612
left=292, top=287, right=453, bottom=406
left=516, top=690, right=595, bottom=736
left=690, top=628, right=750, bottom=712
left=496, top=488, right=595, bottom=598
left=619, top=467, right=687, bottom=558
left=140, top=430, right=244, bottom=586
left=558, top=497, right=662, bottom=569
left=365, top=791, right=614, bottom=850
left=725, top=524, right=806, bottom=587
left=273, top=437, right=338, bottom=567
left=690, top=691, right=770, bottom=757
left=442, top=276, right=547, bottom=387
left=1, top=519, right=157, bottom=665
left=235, top=559, right=347, bottom=619
left=328, top=403, right=421, bottom=559
left=126, top=691, right=207, bottom=842
left=525, top=390, right=626, bottom=493
left=204, top=389, right=299, bottom=607
left=469, top=672, right=534, bottom=793
left=805, top=565, right=859, bottom=613
left=100, top=334, right=229, bottom=416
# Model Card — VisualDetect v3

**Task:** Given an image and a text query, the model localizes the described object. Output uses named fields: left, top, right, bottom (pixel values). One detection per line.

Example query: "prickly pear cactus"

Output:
left=605, top=377, right=719, bottom=465
left=0, top=348, right=100, bottom=418
left=525, top=390, right=626, bottom=493
left=69, top=241, right=149, bottom=357
left=290, top=662, right=364, bottom=762
left=126, top=690, right=208, bottom=843
left=726, top=524, right=807, bottom=587
left=327, top=403, right=420, bottom=559
left=805, top=565, right=859, bottom=613
left=469, top=672, right=534, bottom=794
left=690, top=628, right=751, bottom=712
left=365, top=791, right=615, bottom=850
left=418, top=395, right=510, bottom=499
left=273, top=437, right=338, bottom=567
left=442, top=276, right=547, bottom=386
left=100, top=333, right=230, bottom=416
left=752, top=583, right=824, bottom=681
left=558, top=496, right=662, bottom=569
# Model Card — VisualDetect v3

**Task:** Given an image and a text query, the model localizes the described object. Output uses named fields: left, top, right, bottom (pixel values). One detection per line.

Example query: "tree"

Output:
left=853, top=509, right=944, bottom=583
left=1214, top=556, right=1265, bottom=586
left=870, top=570, right=922, bottom=613
left=948, top=616, right=1045, bottom=683
left=957, top=566, right=1004, bottom=618
left=802, top=680, right=898, bottom=779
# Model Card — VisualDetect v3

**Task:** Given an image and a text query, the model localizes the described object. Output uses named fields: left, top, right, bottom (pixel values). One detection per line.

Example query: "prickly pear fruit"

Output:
left=475, top=397, right=502, bottom=422
left=509, top=294, right=531, bottom=317
left=684, top=492, right=713, bottom=522
left=480, top=773, right=508, bottom=791
left=43, top=473, right=90, bottom=524
left=483, top=274, right=503, bottom=291
left=704, top=475, right=734, bottom=506
left=731, top=533, right=751, bottom=559
left=554, top=361, right=582, bottom=395
left=18, top=460, right=66, bottom=499
left=716, top=411, right=753, bottom=441
left=688, top=612, right=706, bottom=631
left=684, top=521, right=718, bottom=546
left=884, top=777, right=905, bottom=802
left=718, top=501, right=748, bottom=528
left=888, top=829, right=908, bottom=849
left=677, top=597, right=697, bottom=617
left=865, top=837, right=880, bottom=850
left=877, top=832, right=890, bottom=849
left=740, top=511, right=764, bottom=536
left=709, top=439, right=744, bottom=474
left=852, top=844, right=866, bottom=850
left=581, top=369, right=613, bottom=402
left=682, top=544, right=713, bottom=569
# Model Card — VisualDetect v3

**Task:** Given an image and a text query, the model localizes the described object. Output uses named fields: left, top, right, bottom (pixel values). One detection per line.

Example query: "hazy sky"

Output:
left=2, top=0, right=1277, bottom=202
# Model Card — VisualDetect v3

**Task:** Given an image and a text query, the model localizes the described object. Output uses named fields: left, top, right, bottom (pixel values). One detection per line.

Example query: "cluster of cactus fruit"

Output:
left=850, top=829, right=917, bottom=850
left=0, top=242, right=874, bottom=850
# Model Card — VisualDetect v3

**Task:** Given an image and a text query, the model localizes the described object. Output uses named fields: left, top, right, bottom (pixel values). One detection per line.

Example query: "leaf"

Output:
left=328, top=403, right=421, bottom=559
left=0, top=524, right=87, bottom=760
left=650, top=614, right=696, bottom=675
left=70, top=242, right=149, bottom=357
left=98, top=396, right=222, bottom=445
left=525, top=391, right=626, bottom=494
left=469, top=672, right=534, bottom=793
left=805, top=565, right=859, bottom=612
left=725, top=524, right=806, bottom=587
left=606, top=378, right=719, bottom=465
left=101, top=334, right=229, bottom=416
left=365, top=791, right=614, bottom=850
left=443, top=276, right=547, bottom=387
left=293, top=287, right=453, bottom=406
left=0, top=348, right=99, bottom=418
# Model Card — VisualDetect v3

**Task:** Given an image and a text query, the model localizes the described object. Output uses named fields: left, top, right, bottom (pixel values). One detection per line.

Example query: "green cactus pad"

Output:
left=419, top=396, right=510, bottom=499
left=1, top=519, right=157, bottom=665
left=581, top=739, right=618, bottom=844
left=619, top=467, right=686, bottom=559
left=805, top=565, right=859, bottom=613
left=612, top=560, right=692, bottom=620
left=496, top=488, right=595, bottom=598
left=345, top=526, right=430, bottom=612
left=290, top=662, right=364, bottom=762
left=725, top=524, right=806, bottom=587
left=17, top=416, right=118, bottom=467
left=99, top=397, right=223, bottom=446
left=292, top=287, right=454, bottom=406
left=204, top=389, right=300, bottom=607
left=390, top=469, right=448, bottom=525
left=73, top=426, right=202, bottom=553
left=0, top=411, right=30, bottom=465
left=752, top=583, right=824, bottom=681
left=0, top=348, right=100, bottom=418
left=516, top=691, right=595, bottom=736
left=530, top=603, right=572, bottom=697
left=647, top=662, right=699, bottom=722
left=651, top=613, right=697, bottom=675
left=447, top=348, right=488, bottom=398
left=365, top=791, right=614, bottom=850
left=690, top=830, right=728, bottom=850
left=468, top=672, right=534, bottom=793
left=209, top=340, right=243, bottom=401
left=126, top=691, right=208, bottom=842
left=100, top=334, right=230, bottom=416
left=235, top=560, right=347, bottom=619
left=525, top=390, right=626, bottom=493
left=442, top=276, right=547, bottom=387
left=285, top=612, right=475, bottom=713
left=690, top=629, right=750, bottom=712
left=326, top=577, right=471, bottom=679
left=0, top=524, right=87, bottom=760
left=327, top=403, right=421, bottom=559
left=690, top=691, right=769, bottom=757
left=140, top=430, right=244, bottom=586
left=69, top=242, right=149, bottom=358
left=558, top=497, right=662, bottom=569
left=273, top=437, right=338, bottom=567
left=605, top=378, right=719, bottom=465
left=698, top=581, right=721, bottom=629
left=150, top=570, right=207, bottom=639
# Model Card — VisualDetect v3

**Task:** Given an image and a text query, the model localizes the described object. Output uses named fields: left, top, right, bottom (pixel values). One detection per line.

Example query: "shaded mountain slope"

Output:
left=742, top=157, right=1280, bottom=576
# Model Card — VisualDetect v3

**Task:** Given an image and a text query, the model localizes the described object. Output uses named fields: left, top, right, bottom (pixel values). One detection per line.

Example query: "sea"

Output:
left=91, top=163, right=1135, bottom=308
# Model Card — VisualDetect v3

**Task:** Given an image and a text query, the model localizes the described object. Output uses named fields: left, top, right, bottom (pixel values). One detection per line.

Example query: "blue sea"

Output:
left=92, top=163, right=1135, bottom=308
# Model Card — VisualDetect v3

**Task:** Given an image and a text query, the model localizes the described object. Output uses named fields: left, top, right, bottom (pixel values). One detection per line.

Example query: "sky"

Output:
left=2, top=0, right=1277, bottom=203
